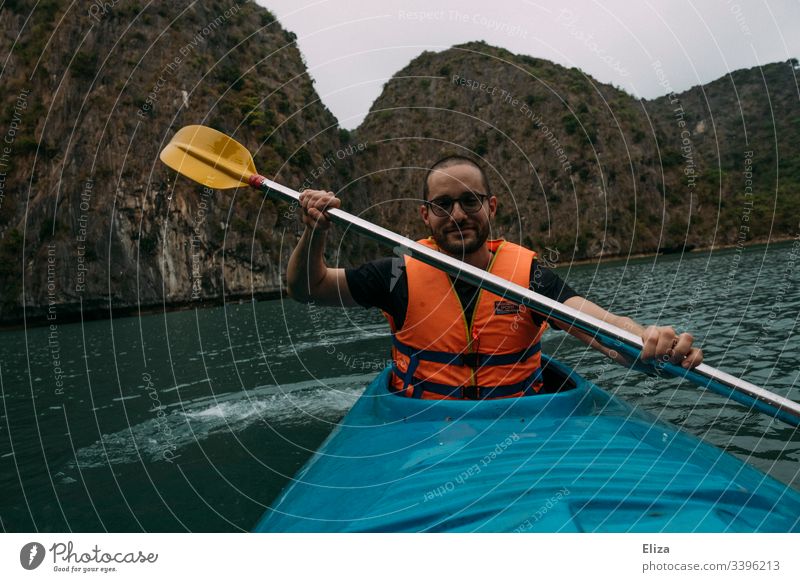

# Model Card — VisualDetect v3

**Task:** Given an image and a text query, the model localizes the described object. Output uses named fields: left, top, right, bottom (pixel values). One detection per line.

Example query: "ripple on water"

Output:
left=63, top=373, right=371, bottom=471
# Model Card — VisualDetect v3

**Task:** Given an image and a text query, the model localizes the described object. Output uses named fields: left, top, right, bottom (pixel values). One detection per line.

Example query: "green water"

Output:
left=1, top=242, right=798, bottom=531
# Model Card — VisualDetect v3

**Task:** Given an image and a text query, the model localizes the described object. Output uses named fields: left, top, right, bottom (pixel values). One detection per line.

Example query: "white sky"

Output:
left=256, top=0, right=800, bottom=130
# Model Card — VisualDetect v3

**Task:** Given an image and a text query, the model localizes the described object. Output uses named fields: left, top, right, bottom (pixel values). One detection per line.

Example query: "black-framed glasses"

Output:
left=426, top=192, right=489, bottom=217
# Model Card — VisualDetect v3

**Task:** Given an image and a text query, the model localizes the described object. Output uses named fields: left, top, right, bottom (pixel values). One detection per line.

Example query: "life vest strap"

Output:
left=391, top=336, right=541, bottom=368
left=390, top=365, right=543, bottom=400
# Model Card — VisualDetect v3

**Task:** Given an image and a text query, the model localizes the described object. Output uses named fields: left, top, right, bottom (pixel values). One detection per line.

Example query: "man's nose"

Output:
left=449, top=202, right=468, bottom=221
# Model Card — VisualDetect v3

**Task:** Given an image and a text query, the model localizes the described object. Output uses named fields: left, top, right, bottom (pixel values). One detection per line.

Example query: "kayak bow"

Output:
left=254, top=356, right=800, bottom=532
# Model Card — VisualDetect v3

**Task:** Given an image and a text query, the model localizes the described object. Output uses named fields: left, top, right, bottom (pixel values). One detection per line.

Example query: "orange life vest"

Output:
left=384, top=238, right=547, bottom=400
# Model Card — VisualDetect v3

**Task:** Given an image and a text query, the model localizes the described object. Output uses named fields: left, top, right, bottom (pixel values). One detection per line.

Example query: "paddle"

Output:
left=159, top=125, right=800, bottom=427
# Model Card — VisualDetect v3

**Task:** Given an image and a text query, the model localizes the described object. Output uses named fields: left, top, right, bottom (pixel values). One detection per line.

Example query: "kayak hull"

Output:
left=254, top=356, right=800, bottom=532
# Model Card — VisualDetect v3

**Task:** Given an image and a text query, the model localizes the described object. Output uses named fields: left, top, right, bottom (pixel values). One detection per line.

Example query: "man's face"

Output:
left=420, top=164, right=497, bottom=257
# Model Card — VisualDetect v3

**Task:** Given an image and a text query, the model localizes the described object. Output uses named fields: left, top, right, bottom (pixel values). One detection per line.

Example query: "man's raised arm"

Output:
left=286, top=189, right=358, bottom=307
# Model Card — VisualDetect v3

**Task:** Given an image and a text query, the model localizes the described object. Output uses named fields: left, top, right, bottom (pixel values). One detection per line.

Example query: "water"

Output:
left=1, top=242, right=798, bottom=531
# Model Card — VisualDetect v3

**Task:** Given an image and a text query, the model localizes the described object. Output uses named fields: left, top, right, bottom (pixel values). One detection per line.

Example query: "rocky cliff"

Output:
left=1, top=3, right=798, bottom=324
left=348, top=42, right=800, bottom=260
left=0, top=0, right=351, bottom=323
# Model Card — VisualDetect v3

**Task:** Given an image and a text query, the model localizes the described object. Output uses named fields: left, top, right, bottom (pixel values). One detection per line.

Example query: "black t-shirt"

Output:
left=345, top=255, right=580, bottom=331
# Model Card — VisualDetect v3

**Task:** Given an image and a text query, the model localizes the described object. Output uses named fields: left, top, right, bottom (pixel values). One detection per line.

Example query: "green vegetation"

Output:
left=261, top=10, right=277, bottom=26
left=38, top=218, right=56, bottom=242
left=238, top=95, right=267, bottom=127
left=277, top=96, right=292, bottom=114
left=562, top=115, right=579, bottom=135
left=293, top=146, right=313, bottom=168
left=218, top=64, right=244, bottom=91
left=70, top=52, right=98, bottom=80
left=474, top=135, right=488, bottom=156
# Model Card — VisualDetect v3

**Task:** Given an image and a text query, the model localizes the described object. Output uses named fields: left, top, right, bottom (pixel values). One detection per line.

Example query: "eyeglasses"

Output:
left=426, top=192, right=489, bottom=217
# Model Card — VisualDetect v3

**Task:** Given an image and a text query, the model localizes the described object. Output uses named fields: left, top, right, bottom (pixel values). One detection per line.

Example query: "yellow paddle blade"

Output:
left=159, top=125, right=257, bottom=189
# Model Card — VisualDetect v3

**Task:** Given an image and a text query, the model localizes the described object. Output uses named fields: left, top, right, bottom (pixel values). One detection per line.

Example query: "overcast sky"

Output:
left=256, top=0, right=800, bottom=130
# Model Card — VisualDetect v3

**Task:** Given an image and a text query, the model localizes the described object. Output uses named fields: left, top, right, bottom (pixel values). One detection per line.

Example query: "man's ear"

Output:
left=420, top=203, right=431, bottom=227
left=487, top=195, right=498, bottom=218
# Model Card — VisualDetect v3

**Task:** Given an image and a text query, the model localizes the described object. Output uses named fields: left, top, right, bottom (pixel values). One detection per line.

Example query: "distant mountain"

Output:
left=348, top=42, right=800, bottom=261
left=1, top=3, right=798, bottom=324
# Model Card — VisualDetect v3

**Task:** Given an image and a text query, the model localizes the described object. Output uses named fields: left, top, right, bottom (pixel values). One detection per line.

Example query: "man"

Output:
left=287, top=156, right=703, bottom=399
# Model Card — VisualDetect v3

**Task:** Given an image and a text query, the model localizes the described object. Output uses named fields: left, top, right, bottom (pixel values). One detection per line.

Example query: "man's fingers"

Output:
left=642, top=326, right=675, bottom=359
left=654, top=327, right=676, bottom=360
left=671, top=332, right=694, bottom=363
left=317, top=193, right=340, bottom=212
left=305, top=208, right=330, bottom=231
left=641, top=326, right=659, bottom=360
left=640, top=326, right=702, bottom=369
left=682, top=347, right=703, bottom=369
left=641, top=326, right=686, bottom=361
left=310, top=193, right=339, bottom=210
left=298, top=190, right=339, bottom=229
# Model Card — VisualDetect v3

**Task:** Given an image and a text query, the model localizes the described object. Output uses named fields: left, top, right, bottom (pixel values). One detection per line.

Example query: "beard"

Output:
left=430, top=219, right=490, bottom=257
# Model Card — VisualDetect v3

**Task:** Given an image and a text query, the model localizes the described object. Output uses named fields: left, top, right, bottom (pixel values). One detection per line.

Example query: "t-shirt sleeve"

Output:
left=344, top=258, right=398, bottom=312
left=529, top=259, right=580, bottom=327
left=531, top=260, right=579, bottom=302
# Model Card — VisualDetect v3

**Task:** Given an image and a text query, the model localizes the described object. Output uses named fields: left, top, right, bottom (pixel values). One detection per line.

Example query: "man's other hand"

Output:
left=641, top=325, right=703, bottom=369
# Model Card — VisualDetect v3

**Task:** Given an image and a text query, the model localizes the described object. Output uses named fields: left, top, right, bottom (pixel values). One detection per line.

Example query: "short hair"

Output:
left=422, top=155, right=491, bottom=201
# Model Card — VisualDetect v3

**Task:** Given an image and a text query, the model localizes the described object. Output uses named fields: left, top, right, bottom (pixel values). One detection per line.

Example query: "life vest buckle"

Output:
left=461, top=385, right=480, bottom=400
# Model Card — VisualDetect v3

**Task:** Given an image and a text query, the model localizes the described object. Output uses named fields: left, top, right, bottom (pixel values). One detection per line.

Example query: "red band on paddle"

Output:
left=249, top=174, right=265, bottom=188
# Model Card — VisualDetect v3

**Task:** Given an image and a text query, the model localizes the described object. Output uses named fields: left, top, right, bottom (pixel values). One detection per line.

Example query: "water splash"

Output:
left=65, top=374, right=371, bottom=469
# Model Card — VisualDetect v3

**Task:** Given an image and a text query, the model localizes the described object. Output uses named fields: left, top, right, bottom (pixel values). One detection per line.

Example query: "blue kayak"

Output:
left=254, top=355, right=800, bottom=532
